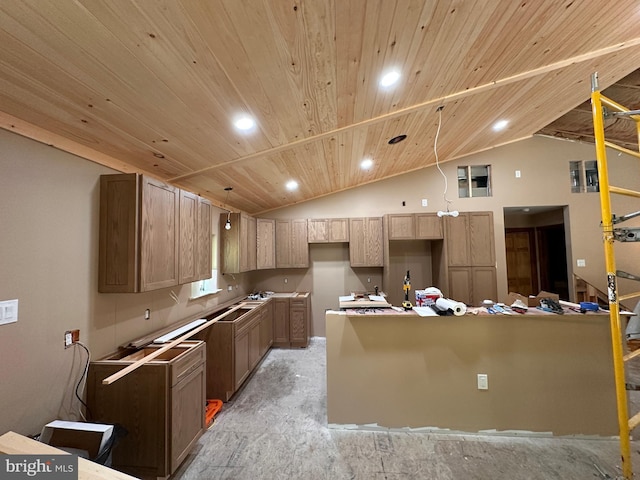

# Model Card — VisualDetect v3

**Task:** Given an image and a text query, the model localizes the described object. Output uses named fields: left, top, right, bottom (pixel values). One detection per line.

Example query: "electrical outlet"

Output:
left=421, top=199, right=428, bottom=207
left=515, top=170, right=521, bottom=178
left=477, top=373, right=488, bottom=390
left=144, top=309, right=151, bottom=320
left=367, top=277, right=371, bottom=283
left=64, top=331, right=72, bottom=348
left=284, top=278, right=288, bottom=284
left=227, top=285, right=233, bottom=291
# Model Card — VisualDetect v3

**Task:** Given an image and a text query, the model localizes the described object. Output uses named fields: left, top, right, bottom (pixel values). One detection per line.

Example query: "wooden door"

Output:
left=140, top=176, right=179, bottom=291
left=471, top=267, right=498, bottom=306
left=416, top=214, right=443, bottom=239
left=445, top=214, right=471, bottom=266
left=248, top=319, right=261, bottom=369
left=348, top=218, right=366, bottom=266
left=196, top=198, right=212, bottom=280
left=273, top=298, right=290, bottom=346
left=307, top=218, right=329, bottom=243
left=290, top=296, right=308, bottom=347
left=257, top=218, right=276, bottom=269
left=364, top=217, right=384, bottom=266
left=234, top=328, right=250, bottom=390
left=290, top=219, right=309, bottom=267
left=469, top=212, right=495, bottom=266
left=505, top=229, right=536, bottom=296
left=275, top=220, right=292, bottom=267
left=388, top=214, right=415, bottom=240
left=170, top=363, right=205, bottom=474
left=179, top=190, right=198, bottom=284
left=448, top=267, right=472, bottom=305
left=328, top=218, right=349, bottom=242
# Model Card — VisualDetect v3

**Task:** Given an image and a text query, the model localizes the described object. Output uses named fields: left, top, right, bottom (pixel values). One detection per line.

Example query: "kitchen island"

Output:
left=326, top=309, right=619, bottom=436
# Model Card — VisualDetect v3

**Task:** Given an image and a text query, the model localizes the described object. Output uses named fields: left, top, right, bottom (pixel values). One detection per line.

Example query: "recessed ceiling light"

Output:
left=234, top=115, right=256, bottom=131
left=360, top=158, right=373, bottom=170
left=380, top=70, right=401, bottom=88
left=492, top=119, right=509, bottom=131
left=286, top=180, right=298, bottom=191
left=388, top=134, right=407, bottom=145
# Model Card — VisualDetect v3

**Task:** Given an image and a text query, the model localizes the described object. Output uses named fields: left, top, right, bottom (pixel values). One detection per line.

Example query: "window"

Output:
left=458, top=165, right=492, bottom=198
left=569, top=160, right=599, bottom=193
left=190, top=232, right=221, bottom=299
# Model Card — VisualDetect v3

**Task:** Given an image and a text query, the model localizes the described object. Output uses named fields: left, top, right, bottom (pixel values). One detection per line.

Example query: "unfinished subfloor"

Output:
left=172, top=338, right=640, bottom=480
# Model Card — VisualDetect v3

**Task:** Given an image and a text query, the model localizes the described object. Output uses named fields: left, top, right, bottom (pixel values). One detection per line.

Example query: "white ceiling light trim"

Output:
left=286, top=180, right=299, bottom=191
left=234, top=115, right=256, bottom=131
left=360, top=158, right=373, bottom=170
left=379, top=70, right=401, bottom=88
left=492, top=119, right=509, bottom=131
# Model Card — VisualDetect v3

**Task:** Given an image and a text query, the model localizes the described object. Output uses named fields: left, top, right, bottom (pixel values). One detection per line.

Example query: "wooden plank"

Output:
left=101, top=304, right=250, bottom=385
left=0, top=431, right=137, bottom=480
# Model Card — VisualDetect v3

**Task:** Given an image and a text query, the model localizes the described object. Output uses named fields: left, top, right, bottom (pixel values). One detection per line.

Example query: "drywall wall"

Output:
left=262, top=135, right=640, bottom=310
left=0, top=129, right=252, bottom=436
left=326, top=311, right=618, bottom=436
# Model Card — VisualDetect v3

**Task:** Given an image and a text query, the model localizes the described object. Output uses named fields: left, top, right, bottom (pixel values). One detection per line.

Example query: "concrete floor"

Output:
left=173, top=338, right=640, bottom=480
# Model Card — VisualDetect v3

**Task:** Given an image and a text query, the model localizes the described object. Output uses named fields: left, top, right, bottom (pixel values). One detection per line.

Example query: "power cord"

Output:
left=73, top=341, right=92, bottom=421
left=434, top=105, right=454, bottom=214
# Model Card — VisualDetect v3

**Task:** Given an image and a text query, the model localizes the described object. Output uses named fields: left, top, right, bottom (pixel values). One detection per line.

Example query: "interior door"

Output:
left=505, top=229, right=536, bottom=296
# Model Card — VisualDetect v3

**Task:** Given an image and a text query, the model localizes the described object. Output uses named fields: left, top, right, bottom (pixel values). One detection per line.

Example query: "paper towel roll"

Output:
left=435, top=297, right=467, bottom=316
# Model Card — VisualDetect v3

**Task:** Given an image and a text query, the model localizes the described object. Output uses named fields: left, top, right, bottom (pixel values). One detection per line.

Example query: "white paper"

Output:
left=412, top=307, right=438, bottom=317
left=368, top=295, right=386, bottom=302
left=339, top=295, right=355, bottom=302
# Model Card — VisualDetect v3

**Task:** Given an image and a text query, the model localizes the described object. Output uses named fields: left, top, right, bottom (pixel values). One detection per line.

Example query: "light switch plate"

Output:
left=0, top=299, right=18, bottom=326
left=421, top=199, right=428, bottom=207
left=577, top=259, right=586, bottom=267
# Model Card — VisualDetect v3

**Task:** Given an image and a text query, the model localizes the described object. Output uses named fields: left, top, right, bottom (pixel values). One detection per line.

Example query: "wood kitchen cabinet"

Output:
left=194, top=302, right=272, bottom=401
left=87, top=341, right=206, bottom=478
left=99, top=173, right=211, bottom=292
left=276, top=219, right=309, bottom=268
left=272, top=294, right=310, bottom=348
left=257, top=218, right=276, bottom=269
left=221, top=212, right=257, bottom=273
left=387, top=213, right=443, bottom=240
left=445, top=212, right=496, bottom=305
left=179, top=191, right=212, bottom=284
left=307, top=218, right=349, bottom=243
left=349, top=217, right=383, bottom=267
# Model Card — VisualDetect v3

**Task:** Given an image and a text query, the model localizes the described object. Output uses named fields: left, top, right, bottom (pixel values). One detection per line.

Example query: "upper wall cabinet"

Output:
left=221, top=213, right=256, bottom=274
left=445, top=212, right=495, bottom=267
left=99, top=173, right=210, bottom=293
left=349, top=217, right=383, bottom=267
left=256, top=218, right=276, bottom=270
left=307, top=218, right=349, bottom=243
left=179, top=191, right=212, bottom=284
left=276, top=219, right=309, bottom=268
left=387, top=213, right=443, bottom=240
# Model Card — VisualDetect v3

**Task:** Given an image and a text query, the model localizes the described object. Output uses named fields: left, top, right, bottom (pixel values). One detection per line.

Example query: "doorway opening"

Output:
left=504, top=206, right=570, bottom=300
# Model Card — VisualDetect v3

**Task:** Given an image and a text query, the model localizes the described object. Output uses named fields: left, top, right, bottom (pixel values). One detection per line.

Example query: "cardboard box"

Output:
left=507, top=291, right=560, bottom=308
left=40, top=420, right=113, bottom=459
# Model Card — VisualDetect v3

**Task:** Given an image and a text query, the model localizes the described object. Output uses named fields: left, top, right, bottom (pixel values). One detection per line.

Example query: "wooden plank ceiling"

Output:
left=1, top=1, right=640, bottom=214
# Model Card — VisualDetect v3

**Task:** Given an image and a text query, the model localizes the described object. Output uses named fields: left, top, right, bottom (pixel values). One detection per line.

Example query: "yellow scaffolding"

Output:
left=591, top=72, right=640, bottom=480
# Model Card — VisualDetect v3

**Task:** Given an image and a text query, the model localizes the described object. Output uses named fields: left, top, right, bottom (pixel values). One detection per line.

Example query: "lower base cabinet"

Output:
left=195, top=301, right=273, bottom=402
left=87, top=341, right=206, bottom=478
left=273, top=293, right=310, bottom=348
left=448, top=266, right=497, bottom=306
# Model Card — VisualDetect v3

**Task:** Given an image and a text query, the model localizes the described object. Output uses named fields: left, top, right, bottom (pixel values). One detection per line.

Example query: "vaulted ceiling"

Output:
left=1, top=1, right=640, bottom=214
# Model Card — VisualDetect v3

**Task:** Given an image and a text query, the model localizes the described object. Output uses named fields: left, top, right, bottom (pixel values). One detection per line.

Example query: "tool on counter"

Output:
left=402, top=270, right=413, bottom=310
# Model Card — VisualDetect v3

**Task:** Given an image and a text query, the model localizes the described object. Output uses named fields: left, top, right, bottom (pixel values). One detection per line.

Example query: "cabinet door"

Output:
left=290, top=296, right=308, bottom=348
left=239, top=214, right=250, bottom=272
left=257, top=218, right=276, bottom=269
left=448, top=267, right=472, bottom=305
left=416, top=213, right=443, bottom=239
left=328, top=218, right=349, bottom=242
left=470, top=212, right=495, bottom=266
left=275, top=220, right=292, bottom=267
left=471, top=266, right=497, bottom=306
left=445, top=214, right=471, bottom=267
left=196, top=198, right=212, bottom=280
left=246, top=215, right=257, bottom=271
left=349, top=218, right=367, bottom=266
left=364, top=217, right=384, bottom=266
left=179, top=190, right=198, bottom=284
left=99, top=173, right=139, bottom=293
left=290, top=219, right=309, bottom=267
left=171, top=363, right=205, bottom=474
left=388, top=214, right=415, bottom=240
left=307, top=218, right=329, bottom=243
left=273, top=298, right=290, bottom=347
left=259, top=302, right=274, bottom=356
left=249, top=319, right=261, bottom=370
left=234, top=328, right=250, bottom=390
left=140, top=176, right=179, bottom=291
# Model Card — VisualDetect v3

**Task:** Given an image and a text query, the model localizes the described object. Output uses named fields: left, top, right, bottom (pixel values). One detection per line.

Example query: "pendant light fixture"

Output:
left=223, top=187, right=233, bottom=230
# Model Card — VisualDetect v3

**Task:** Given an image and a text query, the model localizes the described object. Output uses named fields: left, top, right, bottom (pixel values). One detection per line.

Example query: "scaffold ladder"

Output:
left=591, top=71, right=640, bottom=480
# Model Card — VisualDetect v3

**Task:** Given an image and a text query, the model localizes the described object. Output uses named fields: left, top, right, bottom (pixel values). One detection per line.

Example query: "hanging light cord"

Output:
left=434, top=106, right=453, bottom=212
